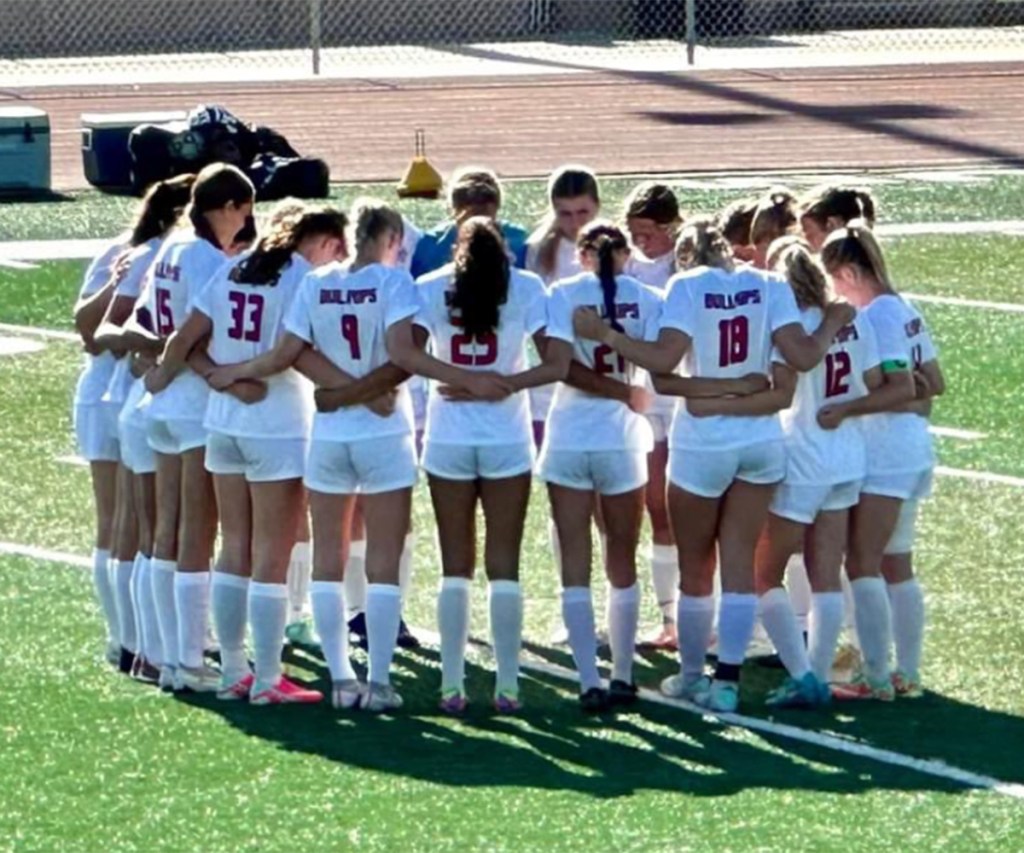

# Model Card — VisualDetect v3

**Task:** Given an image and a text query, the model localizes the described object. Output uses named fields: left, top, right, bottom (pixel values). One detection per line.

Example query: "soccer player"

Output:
left=818, top=222, right=941, bottom=700
left=749, top=187, right=799, bottom=270
left=573, top=217, right=853, bottom=711
left=143, top=163, right=255, bottom=692
left=389, top=217, right=572, bottom=714
left=799, top=186, right=877, bottom=251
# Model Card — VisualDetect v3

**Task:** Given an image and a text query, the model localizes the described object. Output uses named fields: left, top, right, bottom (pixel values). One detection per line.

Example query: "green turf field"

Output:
left=2, top=168, right=1023, bottom=852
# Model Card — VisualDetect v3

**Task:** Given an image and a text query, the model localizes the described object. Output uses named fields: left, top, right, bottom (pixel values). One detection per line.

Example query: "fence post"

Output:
left=310, top=0, right=323, bottom=76
left=685, top=0, right=696, bottom=65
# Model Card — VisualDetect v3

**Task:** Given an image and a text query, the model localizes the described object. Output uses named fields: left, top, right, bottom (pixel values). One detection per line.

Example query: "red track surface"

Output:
left=3, top=61, right=1023, bottom=190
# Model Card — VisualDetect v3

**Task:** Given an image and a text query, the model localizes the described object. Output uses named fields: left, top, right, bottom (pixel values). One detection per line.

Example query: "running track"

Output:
left=3, top=59, right=1023, bottom=190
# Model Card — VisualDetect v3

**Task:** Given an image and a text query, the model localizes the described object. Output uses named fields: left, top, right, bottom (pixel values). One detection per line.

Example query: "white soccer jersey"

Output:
left=284, top=261, right=418, bottom=442
left=416, top=264, right=548, bottom=446
left=526, top=235, right=581, bottom=286
left=192, top=251, right=314, bottom=439
left=860, top=294, right=937, bottom=475
left=545, top=272, right=662, bottom=452
left=781, top=308, right=880, bottom=485
left=144, top=230, right=227, bottom=423
left=625, top=249, right=676, bottom=421
left=662, top=265, right=802, bottom=450
left=74, top=236, right=129, bottom=408
left=398, top=217, right=422, bottom=272
left=103, top=238, right=162, bottom=408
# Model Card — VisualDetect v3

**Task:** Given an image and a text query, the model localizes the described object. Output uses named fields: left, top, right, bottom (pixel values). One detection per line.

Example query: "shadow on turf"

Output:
left=173, top=641, right=1020, bottom=797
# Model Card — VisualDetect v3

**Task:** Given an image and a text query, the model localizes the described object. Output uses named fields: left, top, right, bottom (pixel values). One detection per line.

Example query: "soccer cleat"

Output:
left=217, top=672, right=254, bottom=701
left=396, top=619, right=421, bottom=649
left=439, top=688, right=468, bottom=716
left=831, top=671, right=896, bottom=702
left=637, top=624, right=678, bottom=651
left=766, top=672, right=830, bottom=709
left=331, top=679, right=366, bottom=710
left=250, top=675, right=324, bottom=706
left=891, top=670, right=924, bottom=698
left=284, top=619, right=320, bottom=648
left=493, top=690, right=521, bottom=714
left=608, top=680, right=639, bottom=707
left=177, top=664, right=222, bottom=694
left=660, top=673, right=711, bottom=701
left=579, top=687, right=609, bottom=713
left=158, top=666, right=176, bottom=692
left=694, top=679, right=740, bottom=713
left=118, top=647, right=135, bottom=674
left=360, top=682, right=403, bottom=713
left=131, top=656, right=161, bottom=684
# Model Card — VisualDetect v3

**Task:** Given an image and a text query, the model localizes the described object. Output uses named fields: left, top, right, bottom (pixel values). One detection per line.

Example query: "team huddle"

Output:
left=72, top=161, right=941, bottom=715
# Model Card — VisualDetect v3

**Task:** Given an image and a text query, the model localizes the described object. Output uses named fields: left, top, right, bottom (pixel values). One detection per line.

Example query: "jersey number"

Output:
left=594, top=344, right=626, bottom=376
left=717, top=316, right=749, bottom=367
left=227, top=291, right=265, bottom=342
left=452, top=332, right=498, bottom=366
left=341, top=314, right=362, bottom=360
left=825, top=351, right=852, bottom=398
left=155, top=287, right=174, bottom=336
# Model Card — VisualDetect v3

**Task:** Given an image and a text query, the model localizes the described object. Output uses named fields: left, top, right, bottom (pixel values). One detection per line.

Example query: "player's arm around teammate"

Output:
left=388, top=217, right=571, bottom=715
left=574, top=219, right=853, bottom=712
left=143, top=163, right=255, bottom=692
left=538, top=223, right=664, bottom=712
left=817, top=223, right=935, bottom=701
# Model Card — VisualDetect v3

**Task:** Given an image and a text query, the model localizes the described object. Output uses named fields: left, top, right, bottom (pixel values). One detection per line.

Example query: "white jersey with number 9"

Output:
left=661, top=265, right=802, bottom=450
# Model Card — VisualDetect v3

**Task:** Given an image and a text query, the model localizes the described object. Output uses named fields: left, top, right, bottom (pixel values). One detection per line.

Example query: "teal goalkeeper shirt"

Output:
left=410, top=220, right=529, bottom=279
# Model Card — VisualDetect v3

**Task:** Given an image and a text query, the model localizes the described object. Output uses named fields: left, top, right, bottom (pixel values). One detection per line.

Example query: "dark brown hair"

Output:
left=750, top=187, right=798, bottom=246
left=534, top=166, right=600, bottom=279
left=231, top=206, right=347, bottom=286
left=131, top=174, right=196, bottom=247
left=800, top=185, right=877, bottom=230
left=623, top=182, right=681, bottom=227
left=450, top=216, right=509, bottom=339
left=577, top=220, right=628, bottom=332
left=188, top=162, right=255, bottom=249
left=716, top=197, right=758, bottom=247
left=449, top=167, right=502, bottom=212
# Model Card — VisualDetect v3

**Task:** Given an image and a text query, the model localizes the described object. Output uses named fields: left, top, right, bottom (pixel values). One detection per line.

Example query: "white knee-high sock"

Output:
left=398, top=534, right=416, bottom=604
left=717, top=592, right=758, bottom=668
left=151, top=558, right=179, bottom=668
left=438, top=577, right=471, bottom=693
left=677, top=595, right=715, bottom=682
left=366, top=584, right=402, bottom=686
left=130, top=553, right=147, bottom=657
left=311, top=581, right=356, bottom=682
left=785, top=555, right=813, bottom=634
left=851, top=577, right=893, bottom=683
left=758, top=587, right=810, bottom=679
left=888, top=578, right=925, bottom=677
left=114, top=559, right=137, bottom=654
left=562, top=587, right=601, bottom=692
left=249, top=582, right=288, bottom=687
left=92, top=548, right=119, bottom=647
left=343, top=540, right=368, bottom=618
left=608, top=583, right=640, bottom=684
left=286, top=541, right=312, bottom=623
left=809, top=591, right=844, bottom=682
left=174, top=570, right=211, bottom=669
left=489, top=580, right=523, bottom=695
left=650, top=545, right=678, bottom=624
left=841, top=571, right=858, bottom=642
left=136, top=556, right=161, bottom=664
left=212, top=572, right=250, bottom=683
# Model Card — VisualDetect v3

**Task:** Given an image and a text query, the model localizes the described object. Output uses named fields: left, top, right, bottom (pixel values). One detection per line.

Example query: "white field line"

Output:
left=930, top=426, right=986, bottom=441
left=935, top=466, right=1024, bottom=488
left=906, top=293, right=1024, bottom=314
left=0, top=322, right=79, bottom=342
left=4, top=539, right=1024, bottom=798
left=878, top=220, right=1024, bottom=237
left=0, top=337, right=45, bottom=356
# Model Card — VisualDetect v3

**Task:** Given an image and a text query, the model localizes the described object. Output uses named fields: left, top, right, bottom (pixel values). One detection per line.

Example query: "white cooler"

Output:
left=0, top=106, right=50, bottom=192
left=81, top=110, right=187, bottom=191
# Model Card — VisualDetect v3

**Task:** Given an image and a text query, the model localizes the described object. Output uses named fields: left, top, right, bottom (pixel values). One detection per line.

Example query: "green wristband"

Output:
left=881, top=359, right=909, bottom=374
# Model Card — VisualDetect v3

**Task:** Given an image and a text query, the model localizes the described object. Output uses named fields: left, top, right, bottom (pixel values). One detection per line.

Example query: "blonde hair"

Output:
left=765, top=233, right=804, bottom=269
left=820, top=219, right=891, bottom=290
left=750, top=187, right=798, bottom=246
left=675, top=216, right=734, bottom=272
left=350, top=197, right=404, bottom=253
left=774, top=240, right=830, bottom=310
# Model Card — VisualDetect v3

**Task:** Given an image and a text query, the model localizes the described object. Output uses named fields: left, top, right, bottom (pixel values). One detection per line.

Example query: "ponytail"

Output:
left=773, top=240, right=830, bottom=310
left=232, top=206, right=347, bottom=286
left=578, top=221, right=628, bottom=333
left=820, top=219, right=891, bottom=290
left=451, top=216, right=509, bottom=339
left=675, top=216, right=734, bottom=272
left=750, top=186, right=798, bottom=246
left=532, top=166, right=600, bottom=279
left=131, top=173, right=195, bottom=246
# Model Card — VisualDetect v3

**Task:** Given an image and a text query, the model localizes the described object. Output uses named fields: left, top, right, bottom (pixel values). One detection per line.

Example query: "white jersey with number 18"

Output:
left=661, top=265, right=802, bottom=451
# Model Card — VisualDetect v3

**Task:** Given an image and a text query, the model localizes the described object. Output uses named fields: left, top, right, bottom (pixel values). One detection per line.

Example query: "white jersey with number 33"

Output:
left=661, top=265, right=802, bottom=450
left=416, top=264, right=548, bottom=446
left=192, top=251, right=313, bottom=439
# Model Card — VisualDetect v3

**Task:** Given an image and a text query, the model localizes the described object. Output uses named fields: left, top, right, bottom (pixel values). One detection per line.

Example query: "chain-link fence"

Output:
left=1, top=0, right=1023, bottom=84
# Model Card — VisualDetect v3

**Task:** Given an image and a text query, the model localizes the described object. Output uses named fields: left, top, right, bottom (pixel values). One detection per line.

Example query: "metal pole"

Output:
left=685, top=0, right=696, bottom=65
left=310, top=0, right=323, bottom=76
